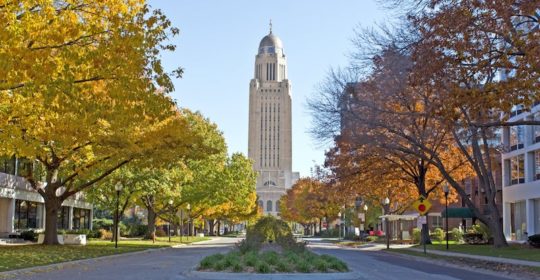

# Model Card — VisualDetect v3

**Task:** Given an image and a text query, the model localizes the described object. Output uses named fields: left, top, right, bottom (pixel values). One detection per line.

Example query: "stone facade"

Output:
left=248, top=27, right=299, bottom=216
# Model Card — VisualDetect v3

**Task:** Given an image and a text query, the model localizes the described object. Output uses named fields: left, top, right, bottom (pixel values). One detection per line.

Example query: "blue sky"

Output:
left=148, top=0, right=389, bottom=177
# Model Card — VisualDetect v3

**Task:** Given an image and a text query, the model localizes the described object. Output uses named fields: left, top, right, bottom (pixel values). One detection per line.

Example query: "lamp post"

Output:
left=337, top=212, right=342, bottom=241
left=114, top=182, right=123, bottom=249
left=180, top=208, right=184, bottom=243
left=187, top=203, right=191, bottom=238
left=383, top=197, right=390, bottom=250
left=168, top=200, right=173, bottom=243
left=443, top=183, right=449, bottom=250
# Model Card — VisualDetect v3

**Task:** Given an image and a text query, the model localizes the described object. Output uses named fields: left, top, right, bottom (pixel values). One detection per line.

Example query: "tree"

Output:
left=0, top=0, right=196, bottom=245
left=386, top=0, right=540, bottom=247
left=183, top=153, right=257, bottom=236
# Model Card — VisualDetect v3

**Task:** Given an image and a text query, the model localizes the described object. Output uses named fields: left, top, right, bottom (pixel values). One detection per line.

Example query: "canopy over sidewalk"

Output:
left=440, top=208, right=476, bottom=218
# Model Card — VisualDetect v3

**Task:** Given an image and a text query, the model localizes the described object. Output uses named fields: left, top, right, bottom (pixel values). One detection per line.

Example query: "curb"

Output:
left=183, top=271, right=365, bottom=280
left=386, top=250, right=537, bottom=280
left=405, top=248, right=540, bottom=267
left=0, top=246, right=177, bottom=279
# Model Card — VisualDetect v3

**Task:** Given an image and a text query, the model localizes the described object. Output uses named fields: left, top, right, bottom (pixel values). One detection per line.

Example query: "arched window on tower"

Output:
left=263, top=180, right=276, bottom=187
left=266, top=200, right=273, bottom=212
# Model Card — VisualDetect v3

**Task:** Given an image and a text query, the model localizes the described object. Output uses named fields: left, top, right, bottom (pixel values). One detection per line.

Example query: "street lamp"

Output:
left=443, top=183, right=450, bottom=250
left=114, top=182, right=123, bottom=249
left=186, top=203, right=191, bottom=237
left=168, top=199, right=173, bottom=243
left=383, top=197, right=390, bottom=250
left=337, top=212, right=342, bottom=241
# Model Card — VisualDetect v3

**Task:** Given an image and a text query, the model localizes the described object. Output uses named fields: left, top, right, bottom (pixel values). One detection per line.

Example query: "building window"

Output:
left=14, top=200, right=43, bottom=230
left=510, top=201, right=527, bottom=241
left=72, top=208, right=91, bottom=230
left=511, top=155, right=525, bottom=184
left=258, top=200, right=263, bottom=209
left=57, top=206, right=70, bottom=229
left=276, top=201, right=280, bottom=212
left=510, top=125, right=524, bottom=150
left=0, top=155, right=16, bottom=175
left=266, top=200, right=273, bottom=212
left=534, top=113, right=540, bottom=143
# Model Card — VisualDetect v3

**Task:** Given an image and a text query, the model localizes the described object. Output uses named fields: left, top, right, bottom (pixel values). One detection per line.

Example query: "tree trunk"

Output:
left=421, top=223, right=432, bottom=245
left=208, top=219, right=216, bottom=236
left=43, top=199, right=62, bottom=245
left=145, top=207, right=157, bottom=239
left=217, top=220, right=221, bottom=236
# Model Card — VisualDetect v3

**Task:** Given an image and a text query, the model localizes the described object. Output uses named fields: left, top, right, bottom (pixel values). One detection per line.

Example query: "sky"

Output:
left=148, top=0, right=390, bottom=177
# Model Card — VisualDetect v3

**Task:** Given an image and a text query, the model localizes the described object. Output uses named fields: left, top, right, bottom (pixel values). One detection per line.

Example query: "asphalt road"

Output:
left=311, top=245, right=517, bottom=280
left=2, top=237, right=524, bottom=280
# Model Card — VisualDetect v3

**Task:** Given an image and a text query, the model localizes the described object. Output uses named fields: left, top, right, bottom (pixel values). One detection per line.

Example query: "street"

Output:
left=1, top=237, right=525, bottom=280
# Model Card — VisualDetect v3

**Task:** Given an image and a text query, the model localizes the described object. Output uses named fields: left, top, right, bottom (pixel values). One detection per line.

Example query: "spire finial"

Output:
left=269, top=19, right=272, bottom=34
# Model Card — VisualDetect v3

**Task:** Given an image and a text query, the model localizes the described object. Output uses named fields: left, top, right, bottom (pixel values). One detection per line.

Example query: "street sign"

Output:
left=412, top=195, right=432, bottom=215
left=417, top=215, right=427, bottom=228
left=358, top=213, right=365, bottom=221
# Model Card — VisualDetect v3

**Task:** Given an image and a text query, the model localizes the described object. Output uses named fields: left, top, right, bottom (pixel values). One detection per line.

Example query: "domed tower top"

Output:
left=258, top=20, right=284, bottom=55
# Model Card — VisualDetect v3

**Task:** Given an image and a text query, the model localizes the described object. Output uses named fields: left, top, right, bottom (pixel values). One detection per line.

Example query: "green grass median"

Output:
left=0, top=236, right=209, bottom=272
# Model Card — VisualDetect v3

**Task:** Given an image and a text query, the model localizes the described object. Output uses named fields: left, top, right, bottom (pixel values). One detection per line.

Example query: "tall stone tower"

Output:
left=248, top=23, right=299, bottom=216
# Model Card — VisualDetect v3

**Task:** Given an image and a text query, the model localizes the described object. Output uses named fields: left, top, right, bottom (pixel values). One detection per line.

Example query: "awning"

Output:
left=441, top=208, right=476, bottom=218
left=379, top=214, right=419, bottom=221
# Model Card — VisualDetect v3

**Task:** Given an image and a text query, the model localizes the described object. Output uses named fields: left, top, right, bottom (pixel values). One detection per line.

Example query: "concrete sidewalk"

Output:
left=405, top=247, right=540, bottom=267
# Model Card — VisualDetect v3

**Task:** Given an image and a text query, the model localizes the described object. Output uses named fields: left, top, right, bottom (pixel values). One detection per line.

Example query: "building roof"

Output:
left=258, top=32, right=283, bottom=54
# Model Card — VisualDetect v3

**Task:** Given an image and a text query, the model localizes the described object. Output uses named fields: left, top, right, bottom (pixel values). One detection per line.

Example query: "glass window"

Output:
left=534, top=113, right=540, bottom=143
left=535, top=150, right=540, bottom=181
left=72, top=208, right=91, bottom=230
left=510, top=126, right=524, bottom=150
left=57, top=206, right=70, bottom=229
left=275, top=201, right=280, bottom=212
left=510, top=201, right=527, bottom=240
left=14, top=200, right=43, bottom=230
left=511, top=155, right=525, bottom=184
left=0, top=155, right=16, bottom=175
left=266, top=200, right=273, bottom=212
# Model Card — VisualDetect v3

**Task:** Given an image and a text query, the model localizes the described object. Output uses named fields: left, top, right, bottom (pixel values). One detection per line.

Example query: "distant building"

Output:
left=501, top=105, right=540, bottom=241
left=0, top=156, right=93, bottom=238
left=248, top=24, right=299, bottom=216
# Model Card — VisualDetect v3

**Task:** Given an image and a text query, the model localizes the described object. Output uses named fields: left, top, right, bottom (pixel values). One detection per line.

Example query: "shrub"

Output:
left=470, top=223, right=491, bottom=241
left=276, top=235, right=306, bottom=252
left=249, top=216, right=292, bottom=243
left=295, top=260, right=311, bottom=273
left=126, top=224, right=148, bottom=237
left=231, top=262, right=243, bottom=272
left=261, top=251, right=279, bottom=266
left=256, top=262, right=271, bottom=273
left=463, top=233, right=485, bottom=244
left=528, top=234, right=540, bottom=248
left=328, top=259, right=348, bottom=272
left=412, top=228, right=422, bottom=244
left=20, top=230, right=37, bottom=241
left=223, top=252, right=241, bottom=267
left=313, top=259, right=329, bottom=272
left=244, top=251, right=259, bottom=267
left=213, top=260, right=227, bottom=271
left=237, top=238, right=261, bottom=254
left=155, top=228, right=166, bottom=237
left=432, top=228, right=445, bottom=242
left=99, top=229, right=112, bottom=240
left=199, top=254, right=221, bottom=269
left=450, top=228, right=463, bottom=243
left=92, top=218, right=113, bottom=231
left=275, top=261, right=292, bottom=272
left=366, top=236, right=379, bottom=242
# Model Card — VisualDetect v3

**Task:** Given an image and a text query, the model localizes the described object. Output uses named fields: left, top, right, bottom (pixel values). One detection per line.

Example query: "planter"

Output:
left=197, top=233, right=205, bottom=237
left=37, top=234, right=86, bottom=245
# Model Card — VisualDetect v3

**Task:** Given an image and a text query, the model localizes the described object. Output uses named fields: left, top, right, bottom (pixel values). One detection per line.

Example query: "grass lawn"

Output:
left=412, top=243, right=540, bottom=262
left=0, top=236, right=209, bottom=272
